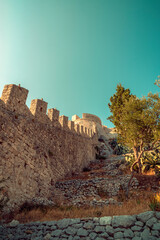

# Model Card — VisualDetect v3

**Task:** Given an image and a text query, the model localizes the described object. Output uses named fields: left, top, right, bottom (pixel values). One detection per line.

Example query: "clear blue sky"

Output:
left=0, top=0, right=160, bottom=128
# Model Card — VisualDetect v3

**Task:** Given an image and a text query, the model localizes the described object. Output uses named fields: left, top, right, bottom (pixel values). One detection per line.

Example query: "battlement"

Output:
left=0, top=84, right=95, bottom=138
left=1, top=84, right=30, bottom=115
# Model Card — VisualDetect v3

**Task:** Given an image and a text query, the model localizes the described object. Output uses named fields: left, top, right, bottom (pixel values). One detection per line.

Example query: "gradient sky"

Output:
left=0, top=0, right=160, bottom=128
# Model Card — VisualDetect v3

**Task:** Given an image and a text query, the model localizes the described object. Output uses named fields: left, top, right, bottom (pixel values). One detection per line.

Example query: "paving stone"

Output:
left=8, top=220, right=20, bottom=227
left=94, top=225, right=105, bottom=233
left=135, top=221, right=144, bottom=226
left=61, top=234, right=69, bottom=238
left=70, top=219, right=81, bottom=224
left=99, top=216, right=112, bottom=225
left=114, top=231, right=124, bottom=239
left=43, top=233, right=52, bottom=240
left=93, top=217, right=99, bottom=222
left=45, top=221, right=57, bottom=226
left=131, top=225, right=142, bottom=231
left=83, top=222, right=94, bottom=229
left=36, top=230, right=43, bottom=236
left=141, top=228, right=151, bottom=240
left=51, top=229, right=62, bottom=237
left=151, top=230, right=160, bottom=237
left=73, top=236, right=81, bottom=240
left=72, top=223, right=83, bottom=229
left=124, top=229, right=134, bottom=238
left=65, top=226, right=77, bottom=235
left=152, top=222, right=160, bottom=230
left=134, top=231, right=141, bottom=237
left=105, top=225, right=114, bottom=235
left=95, top=238, right=106, bottom=240
left=68, top=236, right=74, bottom=240
left=89, top=232, right=97, bottom=239
left=99, top=232, right=109, bottom=238
left=146, top=217, right=157, bottom=228
left=57, top=219, right=71, bottom=229
left=137, top=211, right=154, bottom=223
left=156, top=212, right=160, bottom=220
left=112, top=215, right=136, bottom=227
left=77, top=228, right=89, bottom=236
left=114, top=227, right=125, bottom=232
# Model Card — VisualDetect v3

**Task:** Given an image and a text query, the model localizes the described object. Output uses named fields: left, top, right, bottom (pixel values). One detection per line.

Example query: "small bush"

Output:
left=149, top=192, right=160, bottom=211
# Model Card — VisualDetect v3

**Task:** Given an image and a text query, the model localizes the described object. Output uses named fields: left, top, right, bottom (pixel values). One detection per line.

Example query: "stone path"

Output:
left=54, top=156, right=139, bottom=207
left=1, top=211, right=160, bottom=239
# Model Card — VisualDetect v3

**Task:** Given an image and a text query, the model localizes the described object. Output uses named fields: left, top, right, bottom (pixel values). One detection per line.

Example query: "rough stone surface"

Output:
left=0, top=84, right=98, bottom=212
left=137, top=211, right=154, bottom=223
left=1, top=211, right=160, bottom=239
left=112, top=215, right=136, bottom=227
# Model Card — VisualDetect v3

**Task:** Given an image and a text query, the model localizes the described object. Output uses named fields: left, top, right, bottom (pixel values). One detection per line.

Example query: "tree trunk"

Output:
left=132, top=147, right=143, bottom=174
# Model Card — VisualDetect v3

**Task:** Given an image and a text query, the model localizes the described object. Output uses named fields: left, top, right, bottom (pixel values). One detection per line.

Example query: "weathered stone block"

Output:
left=75, top=124, right=80, bottom=134
left=1, top=84, right=29, bottom=115
left=124, top=229, right=134, bottom=238
left=48, top=108, right=59, bottom=122
left=68, top=120, right=75, bottom=131
left=59, top=115, right=68, bottom=129
left=99, top=216, right=112, bottom=225
left=137, top=211, right=154, bottom=223
left=77, top=228, right=88, bottom=236
left=112, top=215, right=136, bottom=228
left=30, top=99, right=48, bottom=123
left=146, top=217, right=157, bottom=228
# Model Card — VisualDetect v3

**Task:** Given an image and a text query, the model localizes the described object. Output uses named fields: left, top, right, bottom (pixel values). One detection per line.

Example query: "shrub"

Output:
left=149, top=192, right=160, bottom=211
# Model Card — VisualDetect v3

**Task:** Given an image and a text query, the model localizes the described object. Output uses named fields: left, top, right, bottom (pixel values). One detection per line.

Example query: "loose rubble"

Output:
left=54, top=156, right=139, bottom=207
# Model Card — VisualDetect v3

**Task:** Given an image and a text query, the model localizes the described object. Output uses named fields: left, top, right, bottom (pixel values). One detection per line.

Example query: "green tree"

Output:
left=108, top=84, right=160, bottom=174
left=108, top=84, right=134, bottom=131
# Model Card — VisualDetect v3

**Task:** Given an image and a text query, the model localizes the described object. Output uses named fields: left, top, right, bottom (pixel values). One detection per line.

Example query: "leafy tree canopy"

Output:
left=108, top=83, right=160, bottom=173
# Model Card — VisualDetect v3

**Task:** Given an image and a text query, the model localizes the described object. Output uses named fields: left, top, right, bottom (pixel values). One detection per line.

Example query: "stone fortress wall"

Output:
left=0, top=84, right=98, bottom=211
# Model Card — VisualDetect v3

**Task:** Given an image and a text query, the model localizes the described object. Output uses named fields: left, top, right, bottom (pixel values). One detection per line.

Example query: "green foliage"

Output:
left=149, top=192, right=160, bottom=211
left=108, top=82, right=160, bottom=173
left=143, top=151, right=160, bottom=174
left=125, top=150, right=160, bottom=174
left=154, top=75, right=160, bottom=88
left=108, top=84, right=134, bottom=131
left=116, top=96, right=158, bottom=148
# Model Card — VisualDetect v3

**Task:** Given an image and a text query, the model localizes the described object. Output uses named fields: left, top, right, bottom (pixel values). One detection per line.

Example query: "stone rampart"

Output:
left=1, top=211, right=160, bottom=239
left=0, top=84, right=97, bottom=212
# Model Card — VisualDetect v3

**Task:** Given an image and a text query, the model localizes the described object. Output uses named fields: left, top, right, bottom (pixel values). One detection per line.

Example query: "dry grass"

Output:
left=12, top=190, right=153, bottom=224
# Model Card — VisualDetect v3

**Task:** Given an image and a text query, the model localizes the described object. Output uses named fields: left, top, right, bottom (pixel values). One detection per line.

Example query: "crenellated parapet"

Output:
left=30, top=99, right=48, bottom=123
left=68, top=120, right=74, bottom=131
left=1, top=84, right=31, bottom=116
left=59, top=115, right=69, bottom=130
left=0, top=84, right=95, bottom=138
left=48, top=108, right=60, bottom=127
